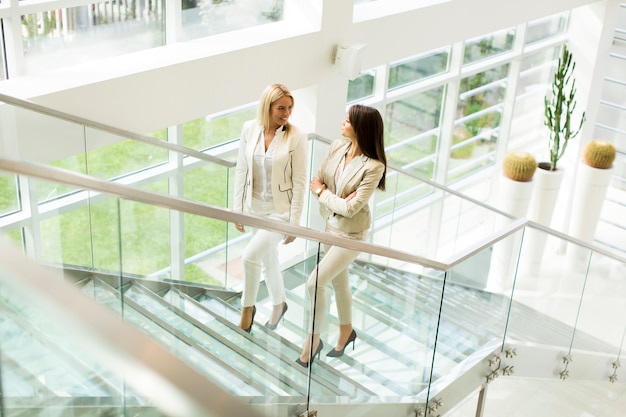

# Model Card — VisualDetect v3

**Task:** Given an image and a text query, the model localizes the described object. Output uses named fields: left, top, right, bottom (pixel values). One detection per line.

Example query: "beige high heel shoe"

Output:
left=239, top=305, right=256, bottom=333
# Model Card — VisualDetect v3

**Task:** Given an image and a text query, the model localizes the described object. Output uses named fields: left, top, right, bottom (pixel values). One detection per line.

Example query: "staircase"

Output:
left=0, top=258, right=618, bottom=416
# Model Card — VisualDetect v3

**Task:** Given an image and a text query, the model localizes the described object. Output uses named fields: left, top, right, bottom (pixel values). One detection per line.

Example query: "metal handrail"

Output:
left=0, top=93, right=235, bottom=168
left=310, top=133, right=516, bottom=221
left=0, top=157, right=447, bottom=270
left=2, top=156, right=624, bottom=271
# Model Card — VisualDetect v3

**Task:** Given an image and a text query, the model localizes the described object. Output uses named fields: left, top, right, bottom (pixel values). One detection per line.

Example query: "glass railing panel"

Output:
left=426, top=244, right=512, bottom=410
left=81, top=276, right=264, bottom=397
left=0, top=239, right=267, bottom=417
left=181, top=107, right=255, bottom=152
left=0, top=102, right=88, bottom=202
left=0, top=285, right=130, bottom=415
left=0, top=99, right=235, bottom=210
left=182, top=163, right=234, bottom=283
left=310, top=138, right=513, bottom=267
left=0, top=248, right=130, bottom=416
left=370, top=170, right=512, bottom=264
left=569, top=250, right=626, bottom=371
left=37, top=194, right=122, bottom=270
left=118, top=194, right=172, bottom=279
left=485, top=228, right=525, bottom=293
left=84, top=126, right=169, bottom=180
left=83, top=127, right=235, bottom=210
left=10, top=156, right=626, bottom=414
left=505, top=227, right=589, bottom=371
left=293, top=241, right=445, bottom=408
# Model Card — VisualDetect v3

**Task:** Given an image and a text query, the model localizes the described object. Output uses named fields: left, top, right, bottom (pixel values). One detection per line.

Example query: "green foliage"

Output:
left=0, top=176, right=19, bottom=215
left=348, top=74, right=375, bottom=103
left=544, top=44, right=586, bottom=171
left=21, top=12, right=57, bottom=38
left=451, top=126, right=474, bottom=159
left=2, top=115, right=245, bottom=283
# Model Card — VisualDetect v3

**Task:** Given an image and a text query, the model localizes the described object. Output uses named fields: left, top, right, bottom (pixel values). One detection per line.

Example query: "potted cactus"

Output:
left=568, top=139, right=616, bottom=261
left=582, top=139, right=616, bottom=169
left=488, top=151, right=537, bottom=291
left=502, top=151, right=537, bottom=182
left=528, top=43, right=587, bottom=225
left=542, top=44, right=587, bottom=172
left=497, top=150, right=537, bottom=217
left=521, top=44, right=586, bottom=277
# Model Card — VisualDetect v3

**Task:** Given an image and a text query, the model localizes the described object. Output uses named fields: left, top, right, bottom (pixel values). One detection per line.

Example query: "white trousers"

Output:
left=240, top=200, right=286, bottom=308
left=306, top=242, right=360, bottom=335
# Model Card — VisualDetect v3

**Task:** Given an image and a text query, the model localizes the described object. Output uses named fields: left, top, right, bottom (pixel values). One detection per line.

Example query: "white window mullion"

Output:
left=435, top=41, right=464, bottom=185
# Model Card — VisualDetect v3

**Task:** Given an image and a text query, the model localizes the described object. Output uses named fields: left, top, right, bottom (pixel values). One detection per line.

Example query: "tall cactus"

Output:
left=544, top=44, right=586, bottom=171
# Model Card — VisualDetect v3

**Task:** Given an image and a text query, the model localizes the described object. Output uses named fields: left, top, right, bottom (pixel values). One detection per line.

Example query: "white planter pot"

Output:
left=527, top=165, right=565, bottom=226
left=494, top=174, right=535, bottom=222
left=518, top=165, right=565, bottom=277
left=567, top=163, right=613, bottom=262
left=487, top=174, right=534, bottom=292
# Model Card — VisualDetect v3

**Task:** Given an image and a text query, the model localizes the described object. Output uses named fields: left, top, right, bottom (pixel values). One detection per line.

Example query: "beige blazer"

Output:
left=316, top=139, right=385, bottom=235
left=233, top=120, right=308, bottom=225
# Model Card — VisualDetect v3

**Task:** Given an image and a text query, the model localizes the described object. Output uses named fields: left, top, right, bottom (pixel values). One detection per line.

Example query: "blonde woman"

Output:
left=233, top=83, right=308, bottom=333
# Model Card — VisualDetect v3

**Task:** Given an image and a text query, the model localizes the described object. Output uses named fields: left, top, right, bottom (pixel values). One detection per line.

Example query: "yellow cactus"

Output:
left=502, top=151, right=537, bottom=182
left=583, top=139, right=616, bottom=169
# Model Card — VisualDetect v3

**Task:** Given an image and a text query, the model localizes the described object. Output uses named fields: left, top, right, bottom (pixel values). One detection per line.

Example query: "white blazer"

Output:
left=233, top=120, right=308, bottom=225
left=316, top=139, right=385, bottom=234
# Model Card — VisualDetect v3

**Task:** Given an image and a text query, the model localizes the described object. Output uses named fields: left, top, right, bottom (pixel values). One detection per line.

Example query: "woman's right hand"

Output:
left=236, top=223, right=245, bottom=233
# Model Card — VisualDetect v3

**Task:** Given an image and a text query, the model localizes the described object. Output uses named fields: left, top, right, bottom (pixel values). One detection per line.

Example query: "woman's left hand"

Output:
left=283, top=235, right=296, bottom=244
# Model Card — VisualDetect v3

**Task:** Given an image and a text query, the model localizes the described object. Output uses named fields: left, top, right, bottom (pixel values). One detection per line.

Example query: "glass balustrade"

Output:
left=0, top=237, right=266, bottom=417
left=2, top=130, right=626, bottom=415
left=1, top=95, right=519, bottom=289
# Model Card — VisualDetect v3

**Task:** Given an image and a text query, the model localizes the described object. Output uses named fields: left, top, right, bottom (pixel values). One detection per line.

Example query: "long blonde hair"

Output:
left=257, top=83, right=294, bottom=138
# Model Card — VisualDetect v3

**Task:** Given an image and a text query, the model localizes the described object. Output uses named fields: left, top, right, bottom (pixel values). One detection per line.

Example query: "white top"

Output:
left=251, top=131, right=276, bottom=204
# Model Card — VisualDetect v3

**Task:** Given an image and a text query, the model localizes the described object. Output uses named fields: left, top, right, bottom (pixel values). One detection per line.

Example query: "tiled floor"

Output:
left=446, top=378, right=626, bottom=417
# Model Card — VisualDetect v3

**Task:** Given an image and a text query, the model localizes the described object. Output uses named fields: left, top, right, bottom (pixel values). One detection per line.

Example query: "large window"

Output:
left=509, top=46, right=562, bottom=151
left=348, top=71, right=376, bottom=103
left=21, top=3, right=165, bottom=75
left=10, top=0, right=286, bottom=76
left=180, top=0, right=284, bottom=41
left=182, top=105, right=256, bottom=151
left=388, top=49, right=449, bottom=90
left=463, top=28, right=515, bottom=65
left=448, top=64, right=509, bottom=182
left=384, top=87, right=444, bottom=179
left=525, top=12, right=569, bottom=45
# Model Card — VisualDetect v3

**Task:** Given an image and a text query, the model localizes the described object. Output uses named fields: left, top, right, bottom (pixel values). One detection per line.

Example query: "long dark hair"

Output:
left=349, top=104, right=387, bottom=191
